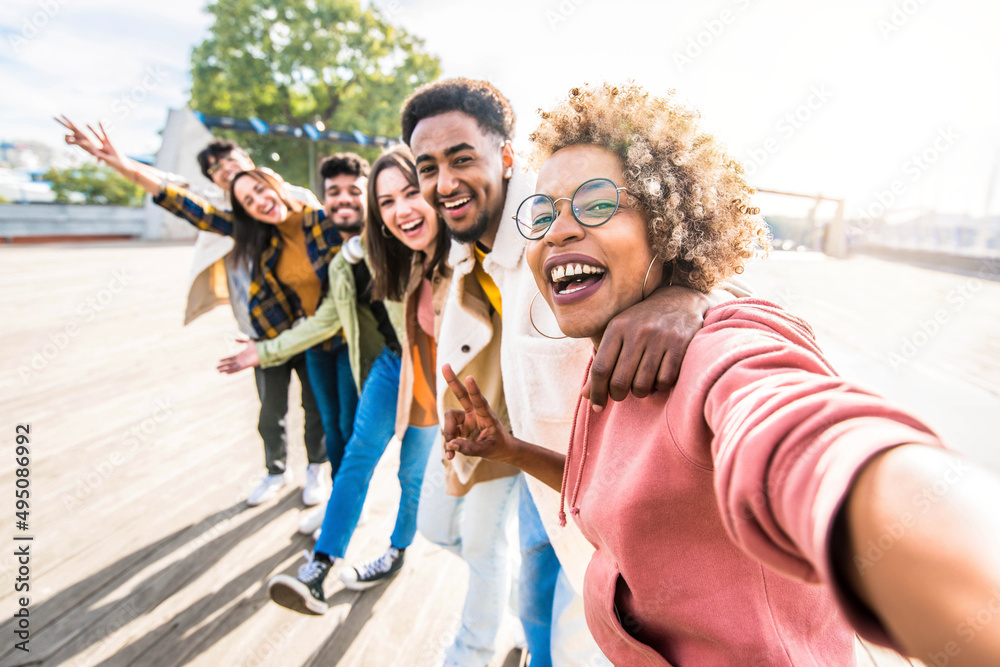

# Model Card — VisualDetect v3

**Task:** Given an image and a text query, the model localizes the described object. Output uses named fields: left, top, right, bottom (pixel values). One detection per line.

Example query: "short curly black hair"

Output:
left=196, top=140, right=249, bottom=180
left=401, top=78, right=516, bottom=145
left=318, top=152, right=370, bottom=183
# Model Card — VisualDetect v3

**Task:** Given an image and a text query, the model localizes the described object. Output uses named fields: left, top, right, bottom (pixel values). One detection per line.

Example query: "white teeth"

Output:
left=400, top=218, right=422, bottom=232
left=550, top=262, right=606, bottom=283
left=443, top=198, right=470, bottom=210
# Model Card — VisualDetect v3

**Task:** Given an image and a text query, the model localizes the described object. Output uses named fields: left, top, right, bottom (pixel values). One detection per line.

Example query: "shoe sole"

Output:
left=267, top=576, right=328, bottom=615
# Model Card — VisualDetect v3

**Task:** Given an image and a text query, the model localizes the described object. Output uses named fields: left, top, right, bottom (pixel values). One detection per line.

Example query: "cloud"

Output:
left=4, top=0, right=999, bottom=215
left=2, top=1, right=210, bottom=153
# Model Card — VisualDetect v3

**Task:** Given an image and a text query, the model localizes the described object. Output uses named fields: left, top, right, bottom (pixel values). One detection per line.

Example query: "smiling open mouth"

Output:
left=399, top=217, right=424, bottom=234
left=442, top=197, right=470, bottom=210
left=551, top=263, right=606, bottom=295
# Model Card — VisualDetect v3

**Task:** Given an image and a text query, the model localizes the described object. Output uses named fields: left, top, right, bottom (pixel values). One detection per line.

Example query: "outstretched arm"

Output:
left=216, top=340, right=260, bottom=374
left=221, top=254, right=348, bottom=370
left=85, top=122, right=166, bottom=197
left=834, top=445, right=1000, bottom=665
left=56, top=115, right=177, bottom=188
left=686, top=300, right=1000, bottom=665
left=56, top=119, right=233, bottom=235
left=442, top=364, right=565, bottom=491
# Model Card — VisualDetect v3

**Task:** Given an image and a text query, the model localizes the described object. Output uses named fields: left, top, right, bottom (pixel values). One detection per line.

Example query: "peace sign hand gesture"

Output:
left=441, top=363, right=516, bottom=463
left=86, top=122, right=130, bottom=172
left=54, top=115, right=100, bottom=158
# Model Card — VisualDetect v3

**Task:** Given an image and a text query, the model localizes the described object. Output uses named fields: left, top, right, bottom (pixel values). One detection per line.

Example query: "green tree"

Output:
left=44, top=163, right=145, bottom=206
left=189, top=0, right=441, bottom=187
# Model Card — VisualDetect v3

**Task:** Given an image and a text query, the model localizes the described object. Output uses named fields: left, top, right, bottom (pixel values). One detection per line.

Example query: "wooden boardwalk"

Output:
left=3, top=242, right=993, bottom=666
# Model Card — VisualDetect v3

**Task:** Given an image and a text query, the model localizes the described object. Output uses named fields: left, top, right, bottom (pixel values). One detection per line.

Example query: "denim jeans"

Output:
left=418, top=447, right=519, bottom=667
left=253, top=352, right=326, bottom=474
left=305, top=341, right=358, bottom=479
left=315, top=348, right=434, bottom=559
left=518, top=475, right=559, bottom=667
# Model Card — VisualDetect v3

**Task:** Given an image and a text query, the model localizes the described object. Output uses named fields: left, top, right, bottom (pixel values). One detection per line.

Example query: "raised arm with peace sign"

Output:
left=441, top=363, right=566, bottom=492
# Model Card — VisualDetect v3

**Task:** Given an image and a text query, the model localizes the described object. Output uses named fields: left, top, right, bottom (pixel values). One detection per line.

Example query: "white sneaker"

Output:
left=247, top=472, right=290, bottom=507
left=299, top=503, right=366, bottom=537
left=299, top=505, right=326, bottom=534
left=302, top=463, right=326, bottom=506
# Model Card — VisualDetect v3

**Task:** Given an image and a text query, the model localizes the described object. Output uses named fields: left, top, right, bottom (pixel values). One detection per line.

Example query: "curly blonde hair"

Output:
left=529, top=82, right=770, bottom=292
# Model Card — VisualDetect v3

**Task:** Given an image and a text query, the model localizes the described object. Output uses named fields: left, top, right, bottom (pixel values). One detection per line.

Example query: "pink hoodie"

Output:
left=561, top=299, right=944, bottom=666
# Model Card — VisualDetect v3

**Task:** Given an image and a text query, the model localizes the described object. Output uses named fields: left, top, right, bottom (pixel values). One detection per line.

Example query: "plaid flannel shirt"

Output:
left=154, top=185, right=343, bottom=341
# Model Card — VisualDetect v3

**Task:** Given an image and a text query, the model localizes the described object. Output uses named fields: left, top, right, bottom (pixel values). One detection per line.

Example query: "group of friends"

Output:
left=58, top=78, right=1000, bottom=666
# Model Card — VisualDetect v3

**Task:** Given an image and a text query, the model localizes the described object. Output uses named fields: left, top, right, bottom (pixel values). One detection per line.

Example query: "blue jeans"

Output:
left=305, top=341, right=357, bottom=479
left=518, top=475, right=559, bottom=667
left=315, top=348, right=435, bottom=558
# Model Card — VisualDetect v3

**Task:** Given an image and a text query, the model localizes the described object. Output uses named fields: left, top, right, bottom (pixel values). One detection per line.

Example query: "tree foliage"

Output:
left=44, top=164, right=145, bottom=206
left=188, top=0, right=441, bottom=186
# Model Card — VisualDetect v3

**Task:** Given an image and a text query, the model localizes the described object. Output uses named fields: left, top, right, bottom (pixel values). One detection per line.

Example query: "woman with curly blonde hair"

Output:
left=528, top=82, right=769, bottom=292
left=439, top=82, right=1000, bottom=666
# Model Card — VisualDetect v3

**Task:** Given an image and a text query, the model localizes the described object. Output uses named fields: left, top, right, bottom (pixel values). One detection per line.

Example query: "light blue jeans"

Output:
left=418, top=447, right=518, bottom=666
left=314, top=348, right=436, bottom=558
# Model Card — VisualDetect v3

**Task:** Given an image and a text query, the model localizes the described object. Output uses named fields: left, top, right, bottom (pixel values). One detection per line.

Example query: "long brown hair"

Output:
left=229, top=169, right=303, bottom=266
left=365, top=146, right=450, bottom=301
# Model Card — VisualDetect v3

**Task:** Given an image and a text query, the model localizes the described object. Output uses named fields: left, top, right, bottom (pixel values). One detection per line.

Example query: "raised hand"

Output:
left=216, top=340, right=260, bottom=374
left=585, top=284, right=717, bottom=411
left=54, top=115, right=99, bottom=158
left=441, top=363, right=515, bottom=462
left=87, top=122, right=129, bottom=172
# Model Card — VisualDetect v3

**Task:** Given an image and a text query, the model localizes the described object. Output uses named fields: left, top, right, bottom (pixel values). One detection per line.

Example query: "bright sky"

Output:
left=2, top=0, right=998, bottom=219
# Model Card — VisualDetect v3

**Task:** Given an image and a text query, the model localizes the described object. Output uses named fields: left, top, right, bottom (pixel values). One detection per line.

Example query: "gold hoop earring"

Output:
left=380, top=224, right=391, bottom=238
left=641, top=255, right=661, bottom=300
left=529, top=291, right=566, bottom=340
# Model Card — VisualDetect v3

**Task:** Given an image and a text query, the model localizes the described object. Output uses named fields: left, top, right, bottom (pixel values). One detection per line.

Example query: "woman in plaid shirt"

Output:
left=81, top=122, right=345, bottom=508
